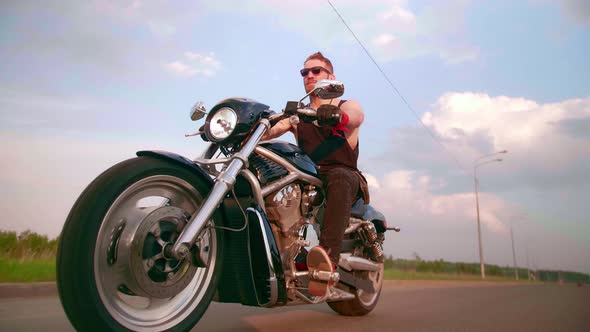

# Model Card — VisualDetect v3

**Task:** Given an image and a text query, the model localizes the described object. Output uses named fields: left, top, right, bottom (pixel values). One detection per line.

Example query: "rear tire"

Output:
left=57, top=156, right=223, bottom=332
left=328, top=259, right=383, bottom=316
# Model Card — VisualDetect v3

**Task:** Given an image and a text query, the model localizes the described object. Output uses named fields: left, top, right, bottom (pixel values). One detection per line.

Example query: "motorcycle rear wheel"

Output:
left=328, top=256, right=384, bottom=316
left=57, top=156, right=223, bottom=332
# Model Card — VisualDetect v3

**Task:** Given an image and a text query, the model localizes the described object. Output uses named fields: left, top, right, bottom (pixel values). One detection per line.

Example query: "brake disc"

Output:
left=128, top=206, right=198, bottom=298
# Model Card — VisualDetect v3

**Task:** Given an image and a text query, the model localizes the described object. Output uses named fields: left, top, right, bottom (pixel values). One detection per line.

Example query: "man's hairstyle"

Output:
left=304, top=52, right=334, bottom=74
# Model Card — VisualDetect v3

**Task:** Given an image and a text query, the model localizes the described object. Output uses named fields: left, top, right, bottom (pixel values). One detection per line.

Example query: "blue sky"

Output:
left=1, top=0, right=589, bottom=273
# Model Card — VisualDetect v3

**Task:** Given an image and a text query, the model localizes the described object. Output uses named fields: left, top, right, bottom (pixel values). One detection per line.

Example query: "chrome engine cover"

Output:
left=265, top=184, right=306, bottom=277
left=265, top=184, right=302, bottom=233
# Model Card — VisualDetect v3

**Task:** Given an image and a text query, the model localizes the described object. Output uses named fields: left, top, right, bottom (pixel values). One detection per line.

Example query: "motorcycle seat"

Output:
left=351, top=198, right=387, bottom=233
left=350, top=198, right=367, bottom=218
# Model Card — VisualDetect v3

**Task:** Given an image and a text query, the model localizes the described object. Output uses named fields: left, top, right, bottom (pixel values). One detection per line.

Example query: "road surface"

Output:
left=0, top=281, right=588, bottom=331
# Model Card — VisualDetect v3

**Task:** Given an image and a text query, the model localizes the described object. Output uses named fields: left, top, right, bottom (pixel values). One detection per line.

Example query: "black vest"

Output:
left=296, top=100, right=359, bottom=172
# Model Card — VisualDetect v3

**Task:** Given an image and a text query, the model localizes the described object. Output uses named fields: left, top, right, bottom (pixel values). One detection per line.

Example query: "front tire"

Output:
left=57, top=156, right=223, bottom=332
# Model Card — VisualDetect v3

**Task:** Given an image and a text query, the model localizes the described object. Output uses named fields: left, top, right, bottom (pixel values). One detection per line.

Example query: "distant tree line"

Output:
left=0, top=230, right=58, bottom=260
left=535, top=270, right=589, bottom=283
left=384, top=254, right=589, bottom=284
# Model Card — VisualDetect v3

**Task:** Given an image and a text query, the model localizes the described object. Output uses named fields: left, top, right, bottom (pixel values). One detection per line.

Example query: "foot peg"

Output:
left=307, top=246, right=336, bottom=296
left=309, top=270, right=340, bottom=283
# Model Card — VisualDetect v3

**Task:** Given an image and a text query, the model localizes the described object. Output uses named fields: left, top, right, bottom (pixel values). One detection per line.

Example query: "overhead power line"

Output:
left=326, top=0, right=471, bottom=177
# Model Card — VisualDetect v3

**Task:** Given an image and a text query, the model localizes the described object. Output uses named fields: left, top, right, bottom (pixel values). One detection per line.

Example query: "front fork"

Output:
left=170, top=120, right=270, bottom=259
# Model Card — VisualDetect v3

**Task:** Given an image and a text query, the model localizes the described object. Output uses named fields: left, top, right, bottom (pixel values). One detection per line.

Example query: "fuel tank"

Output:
left=260, top=142, right=318, bottom=177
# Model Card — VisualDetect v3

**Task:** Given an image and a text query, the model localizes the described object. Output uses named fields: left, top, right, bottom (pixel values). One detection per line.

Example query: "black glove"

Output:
left=317, top=104, right=342, bottom=126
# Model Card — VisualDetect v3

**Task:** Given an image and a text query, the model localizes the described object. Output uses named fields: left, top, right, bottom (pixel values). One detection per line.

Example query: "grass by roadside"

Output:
left=0, top=257, right=56, bottom=282
left=384, top=269, right=533, bottom=282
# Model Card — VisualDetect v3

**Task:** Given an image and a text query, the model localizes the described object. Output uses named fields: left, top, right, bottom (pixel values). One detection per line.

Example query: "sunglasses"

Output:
left=300, top=66, right=331, bottom=77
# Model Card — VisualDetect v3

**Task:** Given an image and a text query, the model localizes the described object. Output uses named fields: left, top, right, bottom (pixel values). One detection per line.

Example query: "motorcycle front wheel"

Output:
left=57, top=156, right=223, bottom=332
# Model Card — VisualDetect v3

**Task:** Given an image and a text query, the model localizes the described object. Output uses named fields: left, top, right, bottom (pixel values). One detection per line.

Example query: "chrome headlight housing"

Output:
left=208, top=107, right=237, bottom=141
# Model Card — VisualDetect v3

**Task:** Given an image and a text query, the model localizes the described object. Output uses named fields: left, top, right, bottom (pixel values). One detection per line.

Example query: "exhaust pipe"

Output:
left=338, top=254, right=381, bottom=272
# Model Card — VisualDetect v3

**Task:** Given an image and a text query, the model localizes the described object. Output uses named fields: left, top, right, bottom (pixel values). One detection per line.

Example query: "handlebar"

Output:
left=268, top=105, right=317, bottom=127
left=268, top=112, right=286, bottom=123
left=295, top=107, right=317, bottom=117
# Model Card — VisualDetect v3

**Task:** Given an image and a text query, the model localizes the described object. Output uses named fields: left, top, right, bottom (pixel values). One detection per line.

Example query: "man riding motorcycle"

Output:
left=264, top=51, right=370, bottom=296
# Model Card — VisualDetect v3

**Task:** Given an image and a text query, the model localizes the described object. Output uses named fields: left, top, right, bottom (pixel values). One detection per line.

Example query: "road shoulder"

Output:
left=0, top=282, right=57, bottom=298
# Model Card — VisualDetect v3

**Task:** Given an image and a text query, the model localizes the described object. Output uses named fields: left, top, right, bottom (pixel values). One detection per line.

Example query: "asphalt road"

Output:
left=0, top=281, right=588, bottom=331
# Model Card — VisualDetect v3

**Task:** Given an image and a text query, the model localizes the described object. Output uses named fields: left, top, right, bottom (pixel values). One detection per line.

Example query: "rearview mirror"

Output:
left=190, top=101, right=207, bottom=121
left=313, top=79, right=344, bottom=99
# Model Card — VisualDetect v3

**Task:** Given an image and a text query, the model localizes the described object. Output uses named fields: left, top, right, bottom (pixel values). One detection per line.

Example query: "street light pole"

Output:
left=526, top=245, right=531, bottom=281
left=473, top=150, right=507, bottom=279
left=473, top=170, right=485, bottom=279
left=510, top=223, right=519, bottom=280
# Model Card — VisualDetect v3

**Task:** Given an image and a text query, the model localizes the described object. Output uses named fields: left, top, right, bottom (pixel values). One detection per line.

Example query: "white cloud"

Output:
left=184, top=52, right=220, bottom=67
left=378, top=3, right=416, bottom=27
left=382, top=95, right=588, bottom=209
left=364, top=173, right=380, bottom=190
left=165, top=61, right=198, bottom=76
left=373, top=33, right=399, bottom=47
left=165, top=52, right=222, bottom=77
left=363, top=0, right=478, bottom=63
left=421, top=93, right=590, bottom=177
left=371, top=93, right=590, bottom=201
left=366, top=92, right=590, bottom=271
left=369, top=170, right=511, bottom=234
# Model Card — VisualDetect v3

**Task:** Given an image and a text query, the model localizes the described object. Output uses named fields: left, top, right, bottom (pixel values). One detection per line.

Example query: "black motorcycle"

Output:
left=57, top=80, right=398, bottom=331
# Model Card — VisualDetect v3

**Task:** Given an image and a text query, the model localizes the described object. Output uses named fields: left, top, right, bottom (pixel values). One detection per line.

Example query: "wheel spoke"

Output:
left=156, top=237, right=167, bottom=248
left=165, top=260, right=173, bottom=273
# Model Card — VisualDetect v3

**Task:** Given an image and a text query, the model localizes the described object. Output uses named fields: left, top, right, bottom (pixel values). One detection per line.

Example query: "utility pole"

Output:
left=474, top=176, right=485, bottom=279
left=473, top=150, right=507, bottom=279
left=510, top=223, right=519, bottom=280
left=526, top=245, right=531, bottom=281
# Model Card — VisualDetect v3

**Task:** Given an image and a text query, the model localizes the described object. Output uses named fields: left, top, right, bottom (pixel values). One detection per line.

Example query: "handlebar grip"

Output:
left=289, top=115, right=300, bottom=125
left=297, top=108, right=317, bottom=117
left=268, top=113, right=286, bottom=127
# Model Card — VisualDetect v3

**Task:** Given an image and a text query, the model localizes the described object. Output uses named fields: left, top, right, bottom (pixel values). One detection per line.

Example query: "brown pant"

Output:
left=318, top=167, right=360, bottom=262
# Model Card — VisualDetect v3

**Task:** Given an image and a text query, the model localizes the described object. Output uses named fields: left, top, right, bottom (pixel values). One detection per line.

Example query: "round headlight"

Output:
left=209, top=107, right=237, bottom=140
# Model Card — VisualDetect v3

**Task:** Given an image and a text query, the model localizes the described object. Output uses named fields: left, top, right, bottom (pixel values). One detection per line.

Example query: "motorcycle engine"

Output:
left=251, top=153, right=325, bottom=267
left=265, top=184, right=302, bottom=233
left=265, top=184, right=323, bottom=268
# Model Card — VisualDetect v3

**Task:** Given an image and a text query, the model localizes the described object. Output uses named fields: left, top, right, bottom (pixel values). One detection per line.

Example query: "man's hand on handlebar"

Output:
left=317, top=104, right=342, bottom=126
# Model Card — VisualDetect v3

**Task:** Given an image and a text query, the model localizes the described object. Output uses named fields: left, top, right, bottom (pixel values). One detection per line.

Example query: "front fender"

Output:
left=136, top=150, right=214, bottom=185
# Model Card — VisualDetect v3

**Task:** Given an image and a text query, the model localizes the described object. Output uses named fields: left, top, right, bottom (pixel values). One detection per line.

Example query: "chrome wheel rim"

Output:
left=93, top=175, right=216, bottom=331
left=356, top=262, right=384, bottom=306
